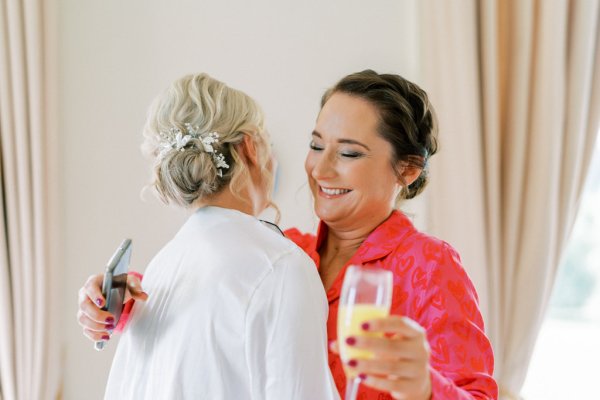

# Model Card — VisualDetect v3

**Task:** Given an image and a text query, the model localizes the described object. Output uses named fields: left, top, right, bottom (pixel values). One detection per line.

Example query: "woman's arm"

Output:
left=333, top=242, right=498, bottom=400
left=417, top=242, right=497, bottom=399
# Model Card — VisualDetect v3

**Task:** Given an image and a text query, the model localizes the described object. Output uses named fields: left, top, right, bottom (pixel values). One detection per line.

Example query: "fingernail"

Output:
left=95, top=298, right=103, bottom=306
left=361, top=322, right=370, bottom=331
left=105, top=316, right=114, bottom=323
left=101, top=335, right=110, bottom=341
left=347, top=359, right=358, bottom=367
left=358, top=373, right=367, bottom=381
left=106, top=324, right=115, bottom=330
left=345, top=337, right=356, bottom=346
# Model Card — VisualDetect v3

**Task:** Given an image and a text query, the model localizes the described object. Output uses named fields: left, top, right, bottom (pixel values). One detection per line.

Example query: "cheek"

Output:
left=304, top=154, right=315, bottom=178
left=356, top=165, right=400, bottom=199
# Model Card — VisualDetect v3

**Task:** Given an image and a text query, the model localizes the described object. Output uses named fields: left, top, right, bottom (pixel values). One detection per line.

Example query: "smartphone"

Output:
left=94, top=238, right=132, bottom=351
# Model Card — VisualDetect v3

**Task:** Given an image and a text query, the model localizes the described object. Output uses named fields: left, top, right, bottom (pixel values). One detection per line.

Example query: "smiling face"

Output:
left=304, top=92, right=403, bottom=230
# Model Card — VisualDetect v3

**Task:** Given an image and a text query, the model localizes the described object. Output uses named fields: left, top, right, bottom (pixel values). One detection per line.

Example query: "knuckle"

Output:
left=81, top=303, right=97, bottom=321
left=77, top=290, right=85, bottom=305
left=80, top=300, right=90, bottom=314
left=85, top=274, right=96, bottom=286
left=83, top=329, right=96, bottom=340
left=423, top=341, right=431, bottom=356
left=386, top=339, right=398, bottom=352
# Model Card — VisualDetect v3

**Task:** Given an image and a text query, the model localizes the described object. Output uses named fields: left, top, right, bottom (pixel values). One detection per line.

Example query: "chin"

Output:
left=314, top=206, right=342, bottom=224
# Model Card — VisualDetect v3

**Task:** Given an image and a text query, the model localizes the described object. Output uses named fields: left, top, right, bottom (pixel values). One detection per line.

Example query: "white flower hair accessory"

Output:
left=157, top=123, right=230, bottom=177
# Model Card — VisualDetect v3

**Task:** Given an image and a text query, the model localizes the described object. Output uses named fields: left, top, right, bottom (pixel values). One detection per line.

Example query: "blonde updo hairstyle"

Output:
left=142, top=73, right=273, bottom=208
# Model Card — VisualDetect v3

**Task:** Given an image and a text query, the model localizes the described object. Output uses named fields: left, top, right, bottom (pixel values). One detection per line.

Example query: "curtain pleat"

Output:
left=420, top=0, right=600, bottom=398
left=0, top=0, right=59, bottom=399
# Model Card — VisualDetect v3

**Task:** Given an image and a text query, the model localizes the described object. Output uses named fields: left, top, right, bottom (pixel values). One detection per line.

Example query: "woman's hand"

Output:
left=76, top=273, right=148, bottom=342
left=331, top=316, right=432, bottom=400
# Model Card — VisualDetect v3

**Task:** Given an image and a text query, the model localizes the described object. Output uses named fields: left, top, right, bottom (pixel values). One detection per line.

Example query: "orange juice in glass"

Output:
left=337, top=265, right=393, bottom=400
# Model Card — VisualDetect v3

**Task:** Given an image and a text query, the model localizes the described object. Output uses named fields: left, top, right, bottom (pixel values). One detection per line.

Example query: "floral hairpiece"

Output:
left=157, top=123, right=230, bottom=177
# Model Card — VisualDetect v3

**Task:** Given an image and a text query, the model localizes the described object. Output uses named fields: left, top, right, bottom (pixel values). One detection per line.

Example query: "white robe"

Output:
left=104, top=206, right=339, bottom=400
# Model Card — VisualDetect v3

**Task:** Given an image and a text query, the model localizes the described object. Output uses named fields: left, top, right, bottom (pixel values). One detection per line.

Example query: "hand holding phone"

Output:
left=95, top=239, right=132, bottom=351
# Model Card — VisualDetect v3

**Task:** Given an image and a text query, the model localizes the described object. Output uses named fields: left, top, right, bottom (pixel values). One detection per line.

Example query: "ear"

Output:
left=396, top=163, right=422, bottom=187
left=237, top=134, right=259, bottom=166
left=402, top=166, right=422, bottom=186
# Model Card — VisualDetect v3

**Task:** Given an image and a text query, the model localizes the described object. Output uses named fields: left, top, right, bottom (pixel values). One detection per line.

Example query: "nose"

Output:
left=310, top=150, right=336, bottom=180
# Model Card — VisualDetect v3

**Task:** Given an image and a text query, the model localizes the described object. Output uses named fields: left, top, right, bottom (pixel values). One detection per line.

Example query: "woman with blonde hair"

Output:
left=94, top=73, right=339, bottom=399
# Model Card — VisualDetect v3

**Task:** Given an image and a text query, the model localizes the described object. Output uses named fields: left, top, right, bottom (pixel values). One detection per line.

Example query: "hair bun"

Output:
left=155, top=147, right=221, bottom=206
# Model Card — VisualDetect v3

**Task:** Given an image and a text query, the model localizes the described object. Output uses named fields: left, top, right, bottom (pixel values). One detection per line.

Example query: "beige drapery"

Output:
left=420, top=0, right=600, bottom=398
left=0, top=0, right=59, bottom=399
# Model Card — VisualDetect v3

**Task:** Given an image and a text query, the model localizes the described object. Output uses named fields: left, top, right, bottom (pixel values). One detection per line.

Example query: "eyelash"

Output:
left=309, top=142, right=323, bottom=151
left=309, top=141, right=365, bottom=159
left=341, top=151, right=364, bottom=158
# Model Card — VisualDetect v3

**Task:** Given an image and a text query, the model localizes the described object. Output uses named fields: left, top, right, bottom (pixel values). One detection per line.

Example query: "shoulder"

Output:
left=284, top=227, right=316, bottom=252
left=388, top=229, right=478, bottom=301
left=424, top=236, right=464, bottom=277
left=426, top=237, right=464, bottom=278
left=248, top=237, right=325, bottom=317
left=185, top=210, right=297, bottom=258
left=163, top=211, right=312, bottom=284
left=390, top=228, right=464, bottom=271
left=228, top=224, right=318, bottom=285
left=269, top=238, right=319, bottom=287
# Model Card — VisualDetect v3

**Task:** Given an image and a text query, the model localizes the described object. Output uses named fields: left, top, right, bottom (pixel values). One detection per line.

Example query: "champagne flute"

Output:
left=337, top=265, right=393, bottom=400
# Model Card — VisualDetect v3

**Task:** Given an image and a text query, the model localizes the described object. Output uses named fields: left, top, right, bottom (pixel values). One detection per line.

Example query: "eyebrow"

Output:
left=312, top=131, right=371, bottom=151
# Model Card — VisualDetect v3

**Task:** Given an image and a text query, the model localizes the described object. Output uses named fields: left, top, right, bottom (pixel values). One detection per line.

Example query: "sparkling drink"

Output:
left=337, top=265, right=393, bottom=399
left=338, top=304, right=390, bottom=378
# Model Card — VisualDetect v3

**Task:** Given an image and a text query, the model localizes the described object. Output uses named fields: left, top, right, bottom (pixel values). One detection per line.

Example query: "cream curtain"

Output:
left=0, top=0, right=59, bottom=399
left=420, top=0, right=600, bottom=398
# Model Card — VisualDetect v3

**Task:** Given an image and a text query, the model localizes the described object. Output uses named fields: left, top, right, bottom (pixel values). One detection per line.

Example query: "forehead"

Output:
left=315, top=92, right=380, bottom=142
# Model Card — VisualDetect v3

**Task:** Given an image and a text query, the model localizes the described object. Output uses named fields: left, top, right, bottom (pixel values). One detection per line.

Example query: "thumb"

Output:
left=125, top=275, right=148, bottom=302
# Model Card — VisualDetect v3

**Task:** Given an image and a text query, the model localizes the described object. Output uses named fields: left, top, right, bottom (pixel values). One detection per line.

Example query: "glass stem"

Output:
left=344, top=377, right=361, bottom=400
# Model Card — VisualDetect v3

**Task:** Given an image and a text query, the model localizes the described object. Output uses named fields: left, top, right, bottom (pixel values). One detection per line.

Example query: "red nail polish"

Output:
left=105, top=316, right=114, bottom=323
left=345, top=337, right=356, bottom=346
left=348, top=359, right=358, bottom=367
left=358, top=373, right=367, bottom=381
left=106, top=324, right=115, bottom=330
left=361, top=322, right=370, bottom=331
left=95, top=298, right=103, bottom=306
left=101, top=335, right=110, bottom=341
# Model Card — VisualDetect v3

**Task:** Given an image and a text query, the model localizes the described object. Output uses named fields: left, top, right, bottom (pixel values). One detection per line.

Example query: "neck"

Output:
left=321, top=210, right=393, bottom=261
left=324, top=229, right=368, bottom=256
left=195, top=186, right=262, bottom=217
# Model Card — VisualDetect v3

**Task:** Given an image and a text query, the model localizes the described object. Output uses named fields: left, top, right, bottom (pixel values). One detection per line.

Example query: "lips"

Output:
left=319, top=186, right=352, bottom=197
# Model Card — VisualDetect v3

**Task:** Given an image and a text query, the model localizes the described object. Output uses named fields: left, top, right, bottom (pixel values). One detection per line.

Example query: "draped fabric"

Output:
left=420, top=0, right=600, bottom=398
left=0, top=0, right=59, bottom=398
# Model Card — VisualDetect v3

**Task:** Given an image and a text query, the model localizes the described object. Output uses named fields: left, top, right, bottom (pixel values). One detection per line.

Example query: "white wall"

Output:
left=58, top=1, right=421, bottom=398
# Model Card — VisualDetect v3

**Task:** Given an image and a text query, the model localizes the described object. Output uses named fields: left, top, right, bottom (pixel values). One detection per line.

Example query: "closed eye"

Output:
left=340, top=151, right=364, bottom=159
left=309, top=141, right=323, bottom=151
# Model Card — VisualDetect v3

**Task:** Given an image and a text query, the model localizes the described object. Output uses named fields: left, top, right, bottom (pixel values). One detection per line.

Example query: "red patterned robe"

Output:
left=285, top=211, right=498, bottom=399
